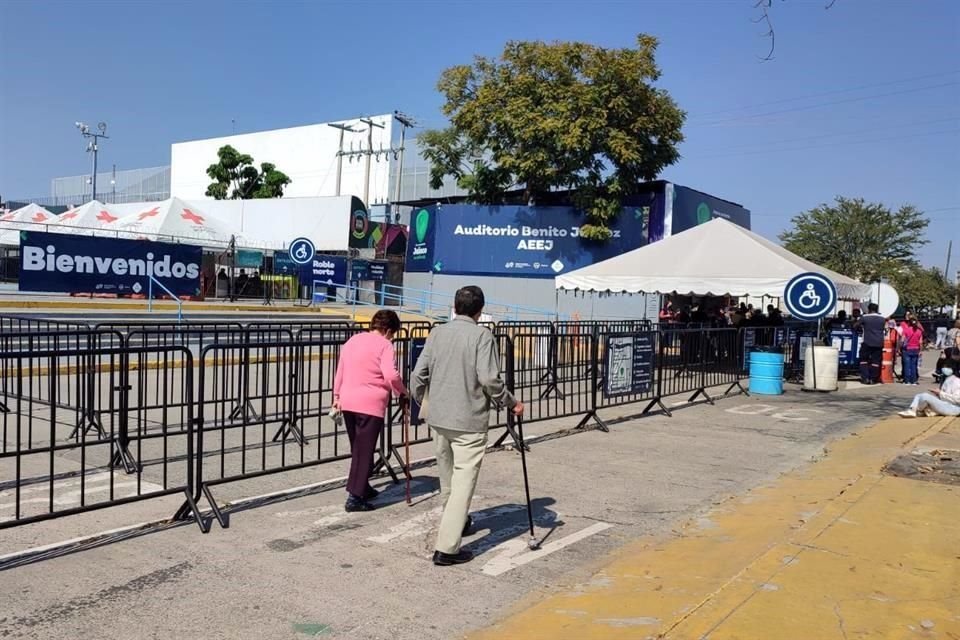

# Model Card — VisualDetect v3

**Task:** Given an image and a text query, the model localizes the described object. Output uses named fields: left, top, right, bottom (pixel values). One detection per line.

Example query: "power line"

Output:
left=690, top=82, right=960, bottom=127
left=687, top=70, right=959, bottom=119
left=686, top=127, right=960, bottom=159
left=751, top=206, right=960, bottom=219
left=686, top=116, right=960, bottom=154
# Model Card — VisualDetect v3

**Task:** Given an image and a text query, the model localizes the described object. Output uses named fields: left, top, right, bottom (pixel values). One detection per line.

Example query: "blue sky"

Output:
left=1, top=0, right=957, bottom=269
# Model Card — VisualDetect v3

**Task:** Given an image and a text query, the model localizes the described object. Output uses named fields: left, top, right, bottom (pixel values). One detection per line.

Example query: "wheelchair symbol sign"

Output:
left=784, top=272, right=837, bottom=320
left=288, top=237, right=316, bottom=266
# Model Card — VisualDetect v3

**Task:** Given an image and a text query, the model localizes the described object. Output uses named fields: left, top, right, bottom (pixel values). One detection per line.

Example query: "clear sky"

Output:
left=1, top=0, right=958, bottom=269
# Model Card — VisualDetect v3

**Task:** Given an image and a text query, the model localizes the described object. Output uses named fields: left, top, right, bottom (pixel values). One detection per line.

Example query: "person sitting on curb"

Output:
left=898, top=366, right=960, bottom=418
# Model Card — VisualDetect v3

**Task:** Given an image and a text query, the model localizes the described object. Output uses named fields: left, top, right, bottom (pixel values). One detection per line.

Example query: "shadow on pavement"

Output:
left=462, top=498, right=563, bottom=558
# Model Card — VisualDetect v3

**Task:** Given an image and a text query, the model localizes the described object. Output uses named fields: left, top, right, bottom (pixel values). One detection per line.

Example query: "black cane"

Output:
left=515, top=414, right=540, bottom=550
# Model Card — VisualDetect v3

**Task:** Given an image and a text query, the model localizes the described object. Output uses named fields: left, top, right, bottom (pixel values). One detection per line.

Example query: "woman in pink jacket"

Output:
left=333, top=310, right=408, bottom=512
left=899, top=315, right=925, bottom=385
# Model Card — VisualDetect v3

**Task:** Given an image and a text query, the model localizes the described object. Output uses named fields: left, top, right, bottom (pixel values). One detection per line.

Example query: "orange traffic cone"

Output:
left=880, top=329, right=896, bottom=384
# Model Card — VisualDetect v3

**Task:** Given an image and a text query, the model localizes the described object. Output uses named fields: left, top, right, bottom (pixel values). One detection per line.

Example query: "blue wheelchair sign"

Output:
left=784, top=272, right=837, bottom=321
left=288, top=237, right=316, bottom=266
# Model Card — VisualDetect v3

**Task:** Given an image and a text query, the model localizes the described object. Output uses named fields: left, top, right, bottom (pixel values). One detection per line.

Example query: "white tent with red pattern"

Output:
left=0, top=203, right=56, bottom=227
left=112, top=197, right=237, bottom=245
left=54, top=200, right=124, bottom=232
left=0, top=203, right=60, bottom=245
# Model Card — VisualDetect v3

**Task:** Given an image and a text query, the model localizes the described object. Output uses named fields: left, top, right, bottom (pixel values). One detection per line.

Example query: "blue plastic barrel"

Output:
left=749, top=348, right=785, bottom=395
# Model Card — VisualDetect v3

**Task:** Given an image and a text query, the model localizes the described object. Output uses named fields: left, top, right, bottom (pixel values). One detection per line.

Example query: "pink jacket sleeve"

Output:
left=380, top=343, right=408, bottom=398
left=333, top=357, right=344, bottom=400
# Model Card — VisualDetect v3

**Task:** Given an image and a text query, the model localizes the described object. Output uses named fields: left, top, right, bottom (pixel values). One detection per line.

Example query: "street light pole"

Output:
left=76, top=121, right=108, bottom=201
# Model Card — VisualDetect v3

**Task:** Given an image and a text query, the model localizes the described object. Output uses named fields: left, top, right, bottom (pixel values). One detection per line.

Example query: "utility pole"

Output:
left=76, top=121, right=108, bottom=201
left=392, top=111, right=416, bottom=223
left=359, top=117, right=385, bottom=207
left=328, top=122, right=360, bottom=197
left=945, top=240, right=952, bottom=281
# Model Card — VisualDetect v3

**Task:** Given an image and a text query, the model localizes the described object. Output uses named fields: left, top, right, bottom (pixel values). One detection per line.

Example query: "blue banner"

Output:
left=352, top=260, right=387, bottom=282
left=368, top=261, right=387, bottom=281
left=236, top=249, right=264, bottom=269
left=828, top=328, right=860, bottom=367
left=405, top=204, right=646, bottom=278
left=19, top=231, right=202, bottom=296
left=273, top=252, right=298, bottom=273
left=670, top=185, right=751, bottom=232
left=407, top=206, right=437, bottom=273
left=301, top=255, right=347, bottom=285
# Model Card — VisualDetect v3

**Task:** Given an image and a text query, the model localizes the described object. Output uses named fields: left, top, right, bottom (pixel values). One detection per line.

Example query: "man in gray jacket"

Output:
left=412, top=286, right=524, bottom=566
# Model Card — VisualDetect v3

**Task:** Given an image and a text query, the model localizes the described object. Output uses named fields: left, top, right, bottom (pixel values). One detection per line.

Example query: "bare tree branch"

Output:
left=753, top=0, right=776, bottom=62
left=753, top=0, right=838, bottom=61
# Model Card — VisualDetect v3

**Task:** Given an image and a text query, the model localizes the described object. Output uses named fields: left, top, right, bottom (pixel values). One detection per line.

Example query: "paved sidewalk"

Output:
left=470, top=416, right=960, bottom=640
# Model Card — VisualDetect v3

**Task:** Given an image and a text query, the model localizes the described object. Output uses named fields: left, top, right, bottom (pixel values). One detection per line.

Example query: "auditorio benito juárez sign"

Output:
left=405, top=204, right=647, bottom=278
left=19, top=231, right=203, bottom=296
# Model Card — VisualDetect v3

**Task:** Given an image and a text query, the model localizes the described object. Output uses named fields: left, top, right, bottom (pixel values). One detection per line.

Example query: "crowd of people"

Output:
left=658, top=300, right=785, bottom=329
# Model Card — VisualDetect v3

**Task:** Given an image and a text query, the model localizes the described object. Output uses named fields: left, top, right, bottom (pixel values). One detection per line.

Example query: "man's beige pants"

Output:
left=432, top=426, right=488, bottom=554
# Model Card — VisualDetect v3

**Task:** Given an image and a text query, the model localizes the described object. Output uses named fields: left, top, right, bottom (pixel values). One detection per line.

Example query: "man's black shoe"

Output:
left=345, top=496, right=375, bottom=512
left=364, top=486, right=380, bottom=500
left=462, top=515, right=474, bottom=536
left=432, top=549, right=474, bottom=566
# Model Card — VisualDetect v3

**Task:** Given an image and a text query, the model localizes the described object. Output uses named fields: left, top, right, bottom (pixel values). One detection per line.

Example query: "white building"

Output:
left=170, top=115, right=396, bottom=204
left=40, top=114, right=469, bottom=216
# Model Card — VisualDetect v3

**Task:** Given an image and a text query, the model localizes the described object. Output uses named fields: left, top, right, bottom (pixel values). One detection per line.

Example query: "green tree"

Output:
left=890, top=264, right=958, bottom=314
left=420, top=34, right=685, bottom=240
left=205, top=145, right=291, bottom=199
left=779, top=197, right=929, bottom=282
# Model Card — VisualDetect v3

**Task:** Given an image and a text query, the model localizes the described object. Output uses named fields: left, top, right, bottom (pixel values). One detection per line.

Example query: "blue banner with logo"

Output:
left=405, top=204, right=646, bottom=278
left=301, top=255, right=348, bottom=285
left=670, top=185, right=751, bottom=233
left=19, top=231, right=202, bottom=296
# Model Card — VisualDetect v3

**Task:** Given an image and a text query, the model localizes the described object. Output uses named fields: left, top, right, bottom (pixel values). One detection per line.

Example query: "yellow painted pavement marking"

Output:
left=469, top=416, right=960, bottom=640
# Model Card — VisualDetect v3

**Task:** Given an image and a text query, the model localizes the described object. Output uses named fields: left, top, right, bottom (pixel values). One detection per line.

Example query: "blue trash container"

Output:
left=749, top=347, right=785, bottom=395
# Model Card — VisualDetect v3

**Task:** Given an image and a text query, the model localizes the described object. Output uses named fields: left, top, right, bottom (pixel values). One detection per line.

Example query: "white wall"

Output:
left=170, top=115, right=394, bottom=205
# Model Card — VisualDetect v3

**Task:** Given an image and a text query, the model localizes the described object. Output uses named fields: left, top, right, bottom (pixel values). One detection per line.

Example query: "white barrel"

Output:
left=803, top=345, right=839, bottom=391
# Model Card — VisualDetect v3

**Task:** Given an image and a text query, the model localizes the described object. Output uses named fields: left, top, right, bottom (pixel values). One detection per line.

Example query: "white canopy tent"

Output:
left=112, top=197, right=241, bottom=247
left=54, top=200, right=123, bottom=233
left=0, top=204, right=59, bottom=245
left=556, top=218, right=870, bottom=300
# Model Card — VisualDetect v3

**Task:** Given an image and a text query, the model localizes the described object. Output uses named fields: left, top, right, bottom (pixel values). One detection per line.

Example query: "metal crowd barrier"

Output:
left=2, top=319, right=767, bottom=534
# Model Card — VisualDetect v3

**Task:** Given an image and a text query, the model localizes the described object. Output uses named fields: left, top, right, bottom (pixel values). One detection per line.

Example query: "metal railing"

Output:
left=1, top=319, right=774, bottom=535
left=147, top=275, right=184, bottom=323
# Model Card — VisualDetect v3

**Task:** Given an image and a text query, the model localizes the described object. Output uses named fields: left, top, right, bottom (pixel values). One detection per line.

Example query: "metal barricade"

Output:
left=0, top=345, right=204, bottom=532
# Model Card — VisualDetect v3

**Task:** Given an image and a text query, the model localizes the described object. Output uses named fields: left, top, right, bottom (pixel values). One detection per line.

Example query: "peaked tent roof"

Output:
left=555, top=217, right=870, bottom=300
left=113, top=197, right=237, bottom=245
left=0, top=203, right=59, bottom=245
left=0, top=203, right=55, bottom=225
left=55, top=200, right=123, bottom=231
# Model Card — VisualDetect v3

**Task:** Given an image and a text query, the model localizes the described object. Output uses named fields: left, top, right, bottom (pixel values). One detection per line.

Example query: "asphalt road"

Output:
left=0, top=380, right=922, bottom=640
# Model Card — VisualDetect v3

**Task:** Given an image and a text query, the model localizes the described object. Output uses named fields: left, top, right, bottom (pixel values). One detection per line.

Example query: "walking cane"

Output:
left=402, top=398, right=412, bottom=505
left=515, top=414, right=541, bottom=550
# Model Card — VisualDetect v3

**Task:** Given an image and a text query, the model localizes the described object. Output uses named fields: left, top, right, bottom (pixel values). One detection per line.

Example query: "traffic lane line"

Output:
left=480, top=522, right=614, bottom=577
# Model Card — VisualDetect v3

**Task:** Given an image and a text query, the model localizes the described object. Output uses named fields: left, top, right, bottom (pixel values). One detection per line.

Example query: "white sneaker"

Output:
left=897, top=410, right=917, bottom=418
